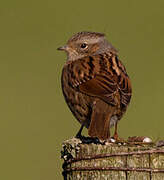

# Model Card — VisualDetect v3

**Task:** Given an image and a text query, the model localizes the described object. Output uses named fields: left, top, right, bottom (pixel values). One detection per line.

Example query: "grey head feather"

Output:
left=59, top=31, right=118, bottom=61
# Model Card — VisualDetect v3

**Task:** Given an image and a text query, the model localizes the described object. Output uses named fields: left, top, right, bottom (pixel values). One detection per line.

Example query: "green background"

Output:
left=0, top=0, right=164, bottom=179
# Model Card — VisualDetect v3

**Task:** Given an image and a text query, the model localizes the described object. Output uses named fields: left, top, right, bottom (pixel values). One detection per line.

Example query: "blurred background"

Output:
left=0, top=0, right=164, bottom=179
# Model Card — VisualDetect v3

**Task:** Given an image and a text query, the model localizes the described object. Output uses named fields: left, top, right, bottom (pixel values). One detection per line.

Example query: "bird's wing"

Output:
left=66, top=54, right=118, bottom=106
left=79, top=74, right=117, bottom=106
left=116, top=59, right=132, bottom=108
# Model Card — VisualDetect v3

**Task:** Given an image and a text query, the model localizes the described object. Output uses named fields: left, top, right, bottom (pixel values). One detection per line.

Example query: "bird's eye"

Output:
left=80, top=43, right=88, bottom=49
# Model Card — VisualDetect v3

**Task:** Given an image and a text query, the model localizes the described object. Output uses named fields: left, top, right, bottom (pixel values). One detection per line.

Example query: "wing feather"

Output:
left=66, top=54, right=132, bottom=107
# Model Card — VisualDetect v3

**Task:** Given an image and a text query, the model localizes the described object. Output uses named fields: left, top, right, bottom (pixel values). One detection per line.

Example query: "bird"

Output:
left=58, top=31, right=132, bottom=141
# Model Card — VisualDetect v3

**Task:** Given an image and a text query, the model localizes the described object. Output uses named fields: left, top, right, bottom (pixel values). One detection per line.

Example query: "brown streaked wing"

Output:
left=117, top=60, right=132, bottom=107
left=78, top=74, right=117, bottom=106
left=66, top=54, right=119, bottom=106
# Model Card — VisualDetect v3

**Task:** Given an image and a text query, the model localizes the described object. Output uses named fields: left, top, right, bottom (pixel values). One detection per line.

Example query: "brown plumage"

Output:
left=58, top=31, right=132, bottom=141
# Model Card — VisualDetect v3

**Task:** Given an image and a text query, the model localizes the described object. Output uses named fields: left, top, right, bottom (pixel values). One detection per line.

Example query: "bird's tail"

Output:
left=88, top=99, right=114, bottom=140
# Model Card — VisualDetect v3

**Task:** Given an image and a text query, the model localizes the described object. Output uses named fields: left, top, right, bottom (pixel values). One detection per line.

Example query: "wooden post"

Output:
left=61, top=138, right=164, bottom=180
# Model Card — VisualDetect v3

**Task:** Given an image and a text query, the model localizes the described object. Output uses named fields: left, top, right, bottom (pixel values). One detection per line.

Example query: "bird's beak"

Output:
left=57, top=45, right=67, bottom=51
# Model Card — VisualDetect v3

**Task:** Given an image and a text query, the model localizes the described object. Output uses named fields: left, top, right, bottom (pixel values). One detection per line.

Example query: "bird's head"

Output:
left=57, top=31, right=117, bottom=61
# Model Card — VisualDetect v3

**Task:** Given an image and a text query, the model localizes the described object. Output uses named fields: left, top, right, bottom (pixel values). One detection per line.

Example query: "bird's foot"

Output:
left=108, top=137, right=125, bottom=144
left=111, top=132, right=125, bottom=143
left=75, top=134, right=103, bottom=144
left=75, top=132, right=82, bottom=139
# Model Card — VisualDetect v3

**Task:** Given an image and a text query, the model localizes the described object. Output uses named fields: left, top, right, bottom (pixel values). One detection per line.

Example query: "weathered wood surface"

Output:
left=61, top=138, right=164, bottom=180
